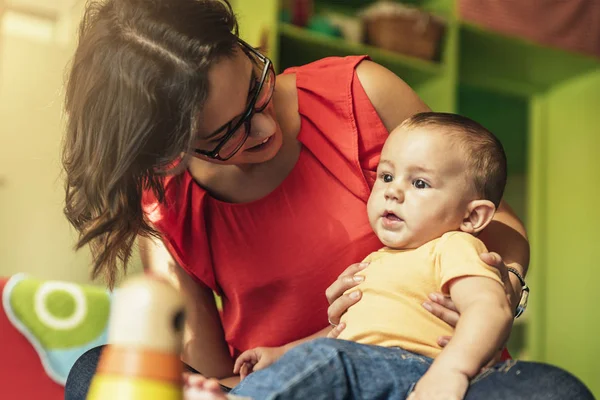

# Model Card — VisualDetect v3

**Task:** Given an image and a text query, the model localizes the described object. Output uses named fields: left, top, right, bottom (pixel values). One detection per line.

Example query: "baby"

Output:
left=189, top=112, right=514, bottom=399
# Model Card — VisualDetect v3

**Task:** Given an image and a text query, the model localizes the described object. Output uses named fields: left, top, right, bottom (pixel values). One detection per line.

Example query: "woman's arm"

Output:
left=478, top=200, right=530, bottom=305
left=138, top=235, right=235, bottom=379
left=480, top=199, right=530, bottom=275
left=355, top=60, right=431, bottom=132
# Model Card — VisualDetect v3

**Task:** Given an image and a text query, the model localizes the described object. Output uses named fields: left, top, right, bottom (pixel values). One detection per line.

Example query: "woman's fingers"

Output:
left=437, top=335, right=452, bottom=347
left=423, top=253, right=517, bottom=330
left=422, top=296, right=460, bottom=327
left=480, top=252, right=519, bottom=309
left=480, top=252, right=508, bottom=280
left=324, top=261, right=368, bottom=326
left=427, top=293, right=458, bottom=312
left=325, top=262, right=368, bottom=305
left=327, top=290, right=362, bottom=326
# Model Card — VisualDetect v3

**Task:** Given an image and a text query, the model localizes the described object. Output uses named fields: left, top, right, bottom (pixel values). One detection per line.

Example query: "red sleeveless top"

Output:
left=142, top=56, right=390, bottom=356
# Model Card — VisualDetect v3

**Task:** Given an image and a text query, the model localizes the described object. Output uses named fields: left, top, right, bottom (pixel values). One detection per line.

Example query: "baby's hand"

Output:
left=408, top=367, right=468, bottom=400
left=327, top=322, right=346, bottom=339
left=233, top=346, right=286, bottom=380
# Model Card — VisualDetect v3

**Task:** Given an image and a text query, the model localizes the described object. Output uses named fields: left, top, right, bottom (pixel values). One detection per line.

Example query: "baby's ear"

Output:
left=460, top=200, right=496, bottom=234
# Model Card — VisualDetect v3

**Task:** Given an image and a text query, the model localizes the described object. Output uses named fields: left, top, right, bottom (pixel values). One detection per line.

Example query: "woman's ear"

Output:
left=460, top=200, right=496, bottom=234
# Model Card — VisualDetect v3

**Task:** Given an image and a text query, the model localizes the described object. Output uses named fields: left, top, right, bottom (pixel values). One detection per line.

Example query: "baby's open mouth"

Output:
left=384, top=212, right=402, bottom=222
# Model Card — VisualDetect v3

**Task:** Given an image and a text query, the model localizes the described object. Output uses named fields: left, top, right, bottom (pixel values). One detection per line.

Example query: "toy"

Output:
left=86, top=274, right=186, bottom=399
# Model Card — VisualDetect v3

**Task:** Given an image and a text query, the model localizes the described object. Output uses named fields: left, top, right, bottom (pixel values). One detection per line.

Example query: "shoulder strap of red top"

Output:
left=285, top=55, right=388, bottom=201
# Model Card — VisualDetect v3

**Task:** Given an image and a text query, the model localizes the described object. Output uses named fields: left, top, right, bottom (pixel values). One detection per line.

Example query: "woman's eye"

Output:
left=210, top=134, right=226, bottom=144
left=382, top=173, right=393, bottom=183
left=413, top=179, right=430, bottom=189
left=248, top=78, right=259, bottom=97
left=248, top=69, right=261, bottom=96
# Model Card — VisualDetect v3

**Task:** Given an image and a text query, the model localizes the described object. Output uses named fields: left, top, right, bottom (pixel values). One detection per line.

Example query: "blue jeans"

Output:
left=229, top=338, right=594, bottom=400
left=65, top=347, right=103, bottom=400
left=64, top=345, right=231, bottom=399
left=65, top=339, right=594, bottom=400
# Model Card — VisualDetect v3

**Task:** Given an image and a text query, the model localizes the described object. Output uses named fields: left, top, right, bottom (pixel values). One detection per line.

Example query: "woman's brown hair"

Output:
left=62, top=0, right=238, bottom=288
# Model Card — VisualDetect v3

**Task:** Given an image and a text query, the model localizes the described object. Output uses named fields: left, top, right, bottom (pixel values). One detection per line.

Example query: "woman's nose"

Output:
left=248, top=111, right=276, bottom=139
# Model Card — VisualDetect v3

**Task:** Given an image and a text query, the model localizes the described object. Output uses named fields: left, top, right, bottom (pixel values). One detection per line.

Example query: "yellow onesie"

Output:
left=338, top=231, right=503, bottom=358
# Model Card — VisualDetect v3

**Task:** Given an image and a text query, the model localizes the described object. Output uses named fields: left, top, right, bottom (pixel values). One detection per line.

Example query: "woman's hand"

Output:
left=480, top=252, right=520, bottom=311
left=422, top=252, right=517, bottom=348
left=325, top=262, right=369, bottom=328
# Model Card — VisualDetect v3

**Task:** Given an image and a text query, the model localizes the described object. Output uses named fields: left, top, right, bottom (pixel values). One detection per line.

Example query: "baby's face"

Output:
left=367, top=126, right=475, bottom=249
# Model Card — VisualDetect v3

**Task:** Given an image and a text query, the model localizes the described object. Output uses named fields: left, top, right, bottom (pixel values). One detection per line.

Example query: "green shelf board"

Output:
left=278, top=23, right=444, bottom=85
left=314, top=0, right=454, bottom=19
left=459, top=23, right=600, bottom=97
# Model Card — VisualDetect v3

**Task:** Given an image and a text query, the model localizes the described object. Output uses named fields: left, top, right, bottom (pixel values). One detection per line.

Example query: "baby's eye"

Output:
left=413, top=179, right=430, bottom=189
left=381, top=173, right=393, bottom=183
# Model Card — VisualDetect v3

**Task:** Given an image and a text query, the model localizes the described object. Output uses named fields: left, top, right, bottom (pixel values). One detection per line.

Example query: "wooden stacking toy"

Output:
left=87, top=274, right=186, bottom=399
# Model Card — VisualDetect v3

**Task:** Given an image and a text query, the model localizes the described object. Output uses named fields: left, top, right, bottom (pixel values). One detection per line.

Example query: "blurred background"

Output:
left=0, top=0, right=598, bottom=396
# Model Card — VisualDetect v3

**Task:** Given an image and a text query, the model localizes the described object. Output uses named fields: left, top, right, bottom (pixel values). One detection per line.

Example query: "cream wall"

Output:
left=0, top=2, right=142, bottom=284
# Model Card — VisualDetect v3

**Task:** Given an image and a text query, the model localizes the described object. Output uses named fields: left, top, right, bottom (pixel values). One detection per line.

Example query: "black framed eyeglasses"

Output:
left=194, top=38, right=276, bottom=161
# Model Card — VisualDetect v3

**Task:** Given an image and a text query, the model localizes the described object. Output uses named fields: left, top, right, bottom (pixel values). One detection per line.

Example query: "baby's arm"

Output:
left=437, top=275, right=512, bottom=373
left=411, top=232, right=514, bottom=399
left=411, top=275, right=513, bottom=399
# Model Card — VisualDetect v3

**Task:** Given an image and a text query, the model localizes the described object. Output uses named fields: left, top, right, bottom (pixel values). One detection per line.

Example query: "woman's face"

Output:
left=193, top=46, right=282, bottom=165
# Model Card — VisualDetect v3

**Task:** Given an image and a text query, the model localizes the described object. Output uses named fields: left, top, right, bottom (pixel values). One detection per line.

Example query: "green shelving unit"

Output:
left=235, top=0, right=600, bottom=396
left=457, top=20, right=600, bottom=397
left=459, top=23, right=600, bottom=97
left=279, top=22, right=443, bottom=84
left=277, top=21, right=457, bottom=112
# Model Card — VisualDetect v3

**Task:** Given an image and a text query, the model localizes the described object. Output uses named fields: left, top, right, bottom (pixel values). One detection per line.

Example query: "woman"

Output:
left=63, top=0, right=591, bottom=399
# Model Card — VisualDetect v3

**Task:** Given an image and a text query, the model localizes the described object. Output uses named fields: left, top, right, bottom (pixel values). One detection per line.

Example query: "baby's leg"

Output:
left=185, top=375, right=251, bottom=400
left=230, top=338, right=431, bottom=399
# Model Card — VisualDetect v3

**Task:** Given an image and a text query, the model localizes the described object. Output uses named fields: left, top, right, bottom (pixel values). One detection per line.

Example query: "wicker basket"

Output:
left=361, top=1, right=446, bottom=61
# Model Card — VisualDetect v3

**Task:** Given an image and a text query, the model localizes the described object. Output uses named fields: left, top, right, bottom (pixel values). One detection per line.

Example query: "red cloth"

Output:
left=0, top=278, right=64, bottom=399
left=143, top=56, right=387, bottom=356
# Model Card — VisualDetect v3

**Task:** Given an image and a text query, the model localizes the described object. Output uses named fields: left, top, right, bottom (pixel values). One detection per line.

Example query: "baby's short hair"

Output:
left=400, top=112, right=507, bottom=208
